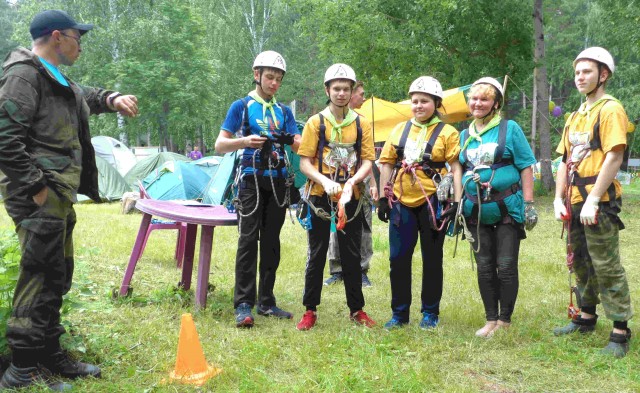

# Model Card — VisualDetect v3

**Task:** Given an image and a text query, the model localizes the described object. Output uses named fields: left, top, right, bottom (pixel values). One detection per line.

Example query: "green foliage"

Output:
left=0, top=229, right=20, bottom=351
left=5, top=0, right=638, bottom=155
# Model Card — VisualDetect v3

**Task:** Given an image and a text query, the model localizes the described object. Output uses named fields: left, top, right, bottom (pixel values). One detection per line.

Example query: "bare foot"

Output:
left=475, top=321, right=498, bottom=338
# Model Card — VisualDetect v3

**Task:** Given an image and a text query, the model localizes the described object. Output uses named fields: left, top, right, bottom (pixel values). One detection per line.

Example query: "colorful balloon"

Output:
left=549, top=101, right=556, bottom=112
left=552, top=106, right=562, bottom=117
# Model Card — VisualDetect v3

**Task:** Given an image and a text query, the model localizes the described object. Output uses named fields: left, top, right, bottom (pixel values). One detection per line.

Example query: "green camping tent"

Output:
left=123, top=152, right=191, bottom=191
left=78, top=155, right=131, bottom=202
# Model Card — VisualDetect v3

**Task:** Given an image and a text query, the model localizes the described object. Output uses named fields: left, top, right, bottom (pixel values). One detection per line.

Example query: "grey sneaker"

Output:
left=234, top=303, right=254, bottom=328
left=361, top=272, right=372, bottom=287
left=324, top=273, right=343, bottom=286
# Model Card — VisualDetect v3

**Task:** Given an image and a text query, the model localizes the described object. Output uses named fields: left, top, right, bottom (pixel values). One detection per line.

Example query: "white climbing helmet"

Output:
left=324, top=63, right=357, bottom=85
left=408, top=76, right=443, bottom=99
left=573, top=47, right=615, bottom=74
left=472, top=77, right=504, bottom=97
left=253, top=50, right=286, bottom=73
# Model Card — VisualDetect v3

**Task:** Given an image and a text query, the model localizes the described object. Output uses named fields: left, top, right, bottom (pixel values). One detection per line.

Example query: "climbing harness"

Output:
left=382, top=120, right=454, bottom=231
left=228, top=97, right=297, bottom=231
left=458, top=119, right=520, bottom=260
left=296, top=112, right=366, bottom=232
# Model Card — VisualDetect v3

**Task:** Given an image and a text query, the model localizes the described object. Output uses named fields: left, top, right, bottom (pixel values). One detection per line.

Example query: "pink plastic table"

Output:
left=119, top=199, right=237, bottom=308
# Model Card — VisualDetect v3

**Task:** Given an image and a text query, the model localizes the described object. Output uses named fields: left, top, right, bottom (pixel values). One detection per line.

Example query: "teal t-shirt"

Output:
left=459, top=120, right=536, bottom=224
left=39, top=57, right=69, bottom=87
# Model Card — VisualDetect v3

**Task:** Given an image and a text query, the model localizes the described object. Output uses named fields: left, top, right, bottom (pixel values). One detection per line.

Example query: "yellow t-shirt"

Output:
left=556, top=98, right=628, bottom=204
left=379, top=120, right=460, bottom=207
left=298, top=109, right=375, bottom=197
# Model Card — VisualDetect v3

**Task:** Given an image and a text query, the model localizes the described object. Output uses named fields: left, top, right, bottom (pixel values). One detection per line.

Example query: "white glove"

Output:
left=553, top=198, right=568, bottom=221
left=580, top=195, right=600, bottom=226
left=322, top=178, right=342, bottom=197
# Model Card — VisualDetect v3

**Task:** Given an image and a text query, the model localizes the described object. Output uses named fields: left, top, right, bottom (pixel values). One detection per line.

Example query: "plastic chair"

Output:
left=137, top=181, right=189, bottom=268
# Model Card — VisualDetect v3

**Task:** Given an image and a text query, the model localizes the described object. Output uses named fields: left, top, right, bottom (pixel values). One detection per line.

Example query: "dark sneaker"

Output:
left=361, top=273, right=372, bottom=288
left=419, top=312, right=439, bottom=329
left=296, top=310, right=317, bottom=331
left=553, top=316, right=597, bottom=336
left=350, top=310, right=376, bottom=328
left=257, top=305, right=293, bottom=319
left=383, top=317, right=408, bottom=330
left=42, top=350, right=101, bottom=379
left=324, top=273, right=343, bottom=286
left=235, top=303, right=254, bottom=328
left=601, top=329, right=632, bottom=358
left=0, top=363, right=72, bottom=391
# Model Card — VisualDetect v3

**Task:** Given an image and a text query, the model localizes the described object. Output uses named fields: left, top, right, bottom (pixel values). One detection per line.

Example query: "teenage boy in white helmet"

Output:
left=215, top=50, right=300, bottom=328
left=296, top=64, right=376, bottom=330
left=324, top=80, right=377, bottom=288
left=553, top=47, right=633, bottom=357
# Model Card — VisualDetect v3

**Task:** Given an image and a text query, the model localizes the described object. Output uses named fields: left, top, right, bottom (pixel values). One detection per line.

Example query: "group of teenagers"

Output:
left=0, top=7, right=634, bottom=390
left=215, top=47, right=633, bottom=359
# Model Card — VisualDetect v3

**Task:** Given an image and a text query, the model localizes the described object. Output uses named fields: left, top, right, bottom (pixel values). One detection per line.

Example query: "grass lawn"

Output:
left=1, top=185, right=640, bottom=392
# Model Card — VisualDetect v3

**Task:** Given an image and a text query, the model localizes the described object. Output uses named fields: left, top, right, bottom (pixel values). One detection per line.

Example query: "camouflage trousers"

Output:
left=3, top=187, right=75, bottom=354
left=569, top=202, right=633, bottom=321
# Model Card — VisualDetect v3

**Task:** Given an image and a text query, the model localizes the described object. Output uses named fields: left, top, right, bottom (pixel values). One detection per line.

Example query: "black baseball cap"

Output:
left=30, top=10, right=94, bottom=40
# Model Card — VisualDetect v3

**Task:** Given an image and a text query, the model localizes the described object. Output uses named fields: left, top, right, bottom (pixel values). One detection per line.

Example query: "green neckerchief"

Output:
left=321, top=108, right=358, bottom=143
left=410, top=116, right=441, bottom=157
left=461, top=115, right=502, bottom=152
left=248, top=91, right=278, bottom=130
left=576, top=94, right=619, bottom=117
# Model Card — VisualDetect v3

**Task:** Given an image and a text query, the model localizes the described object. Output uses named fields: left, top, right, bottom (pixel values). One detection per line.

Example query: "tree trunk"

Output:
left=533, top=0, right=554, bottom=192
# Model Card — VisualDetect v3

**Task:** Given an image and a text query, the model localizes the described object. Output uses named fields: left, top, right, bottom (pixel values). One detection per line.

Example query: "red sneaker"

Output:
left=296, top=310, right=317, bottom=331
left=350, top=310, right=376, bottom=328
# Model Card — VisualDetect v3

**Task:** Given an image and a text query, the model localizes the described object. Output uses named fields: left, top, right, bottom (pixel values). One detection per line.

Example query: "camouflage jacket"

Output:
left=0, top=47, right=116, bottom=203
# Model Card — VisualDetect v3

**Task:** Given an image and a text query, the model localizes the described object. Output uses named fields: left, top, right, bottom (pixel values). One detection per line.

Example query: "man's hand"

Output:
left=113, top=95, right=139, bottom=117
left=340, top=180, right=354, bottom=203
left=553, top=197, right=568, bottom=221
left=580, top=195, right=600, bottom=225
left=369, top=184, right=379, bottom=201
left=244, top=135, right=268, bottom=149
left=377, top=197, right=390, bottom=222
left=322, top=178, right=342, bottom=197
left=32, top=186, right=48, bottom=206
left=273, top=132, right=295, bottom=146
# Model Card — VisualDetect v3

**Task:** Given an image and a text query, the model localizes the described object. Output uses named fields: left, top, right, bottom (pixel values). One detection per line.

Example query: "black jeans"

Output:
left=469, top=221, right=521, bottom=323
left=233, top=176, right=286, bottom=308
left=4, top=188, right=75, bottom=360
left=302, top=194, right=365, bottom=313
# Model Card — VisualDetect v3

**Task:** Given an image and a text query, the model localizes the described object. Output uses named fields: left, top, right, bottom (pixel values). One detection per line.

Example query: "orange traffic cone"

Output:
left=168, top=313, right=222, bottom=385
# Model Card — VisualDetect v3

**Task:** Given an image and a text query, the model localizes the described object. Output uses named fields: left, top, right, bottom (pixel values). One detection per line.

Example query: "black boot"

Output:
left=0, top=363, right=72, bottom=391
left=41, top=350, right=101, bottom=379
left=553, top=315, right=597, bottom=336
left=601, top=328, right=632, bottom=358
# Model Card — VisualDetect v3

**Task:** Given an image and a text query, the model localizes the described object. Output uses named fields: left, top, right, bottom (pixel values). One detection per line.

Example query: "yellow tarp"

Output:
left=358, top=86, right=473, bottom=143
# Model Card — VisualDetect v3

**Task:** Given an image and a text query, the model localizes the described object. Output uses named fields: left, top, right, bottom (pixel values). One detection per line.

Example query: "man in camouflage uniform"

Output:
left=553, top=47, right=632, bottom=358
left=0, top=10, right=138, bottom=390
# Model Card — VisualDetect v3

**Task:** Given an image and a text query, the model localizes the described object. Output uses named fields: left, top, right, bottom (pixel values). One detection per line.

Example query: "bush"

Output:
left=0, top=229, right=20, bottom=352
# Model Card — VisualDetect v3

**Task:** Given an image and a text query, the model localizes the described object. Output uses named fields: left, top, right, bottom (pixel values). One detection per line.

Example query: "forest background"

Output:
left=1, top=0, right=639, bottom=191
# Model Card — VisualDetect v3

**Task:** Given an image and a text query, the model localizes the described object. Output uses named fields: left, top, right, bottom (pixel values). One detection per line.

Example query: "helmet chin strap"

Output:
left=253, top=68, right=273, bottom=101
left=586, top=64, right=604, bottom=97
